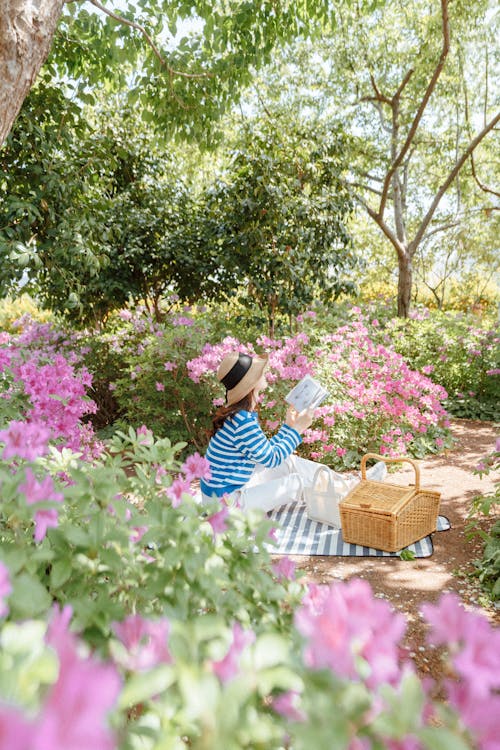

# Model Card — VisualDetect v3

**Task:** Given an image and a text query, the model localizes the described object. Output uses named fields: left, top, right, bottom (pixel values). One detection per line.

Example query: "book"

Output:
left=285, top=375, right=329, bottom=412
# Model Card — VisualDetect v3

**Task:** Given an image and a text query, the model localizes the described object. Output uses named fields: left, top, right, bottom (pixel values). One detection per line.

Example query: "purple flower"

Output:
left=295, top=579, right=406, bottom=688
left=182, top=452, right=211, bottom=482
left=36, top=605, right=121, bottom=750
left=207, top=502, right=229, bottom=535
left=0, top=420, right=50, bottom=461
left=0, top=707, right=33, bottom=749
left=270, top=690, right=306, bottom=722
left=112, top=614, right=172, bottom=672
left=166, top=476, right=193, bottom=508
left=212, top=623, right=255, bottom=683
left=0, top=562, right=12, bottom=617
left=19, top=469, right=64, bottom=542
left=272, top=556, right=296, bottom=581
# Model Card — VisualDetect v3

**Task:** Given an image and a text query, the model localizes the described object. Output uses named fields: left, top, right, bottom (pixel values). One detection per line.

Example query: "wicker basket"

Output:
left=339, top=453, right=441, bottom=552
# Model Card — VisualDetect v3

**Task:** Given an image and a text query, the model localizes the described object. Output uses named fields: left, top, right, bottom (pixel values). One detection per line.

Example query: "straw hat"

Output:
left=217, top=352, right=269, bottom=405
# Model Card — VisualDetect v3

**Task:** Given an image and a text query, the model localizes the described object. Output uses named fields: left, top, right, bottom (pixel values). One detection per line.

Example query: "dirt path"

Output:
left=295, top=419, right=499, bottom=677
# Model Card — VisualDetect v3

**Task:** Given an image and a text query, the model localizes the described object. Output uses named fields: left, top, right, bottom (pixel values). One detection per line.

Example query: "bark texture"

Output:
left=0, top=0, right=65, bottom=146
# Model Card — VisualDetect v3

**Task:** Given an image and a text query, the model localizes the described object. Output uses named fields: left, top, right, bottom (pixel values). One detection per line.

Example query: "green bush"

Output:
left=468, top=440, right=500, bottom=601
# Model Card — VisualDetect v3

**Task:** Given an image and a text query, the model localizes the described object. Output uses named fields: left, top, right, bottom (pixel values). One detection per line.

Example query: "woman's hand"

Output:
left=285, top=405, right=315, bottom=434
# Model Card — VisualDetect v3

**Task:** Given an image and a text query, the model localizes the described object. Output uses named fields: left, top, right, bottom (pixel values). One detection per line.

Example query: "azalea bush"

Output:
left=340, top=302, right=500, bottom=422
left=1, top=318, right=499, bottom=748
left=71, top=301, right=453, bottom=469
left=188, top=319, right=453, bottom=469
left=0, top=422, right=296, bottom=645
left=467, top=438, right=500, bottom=601
left=0, top=317, right=100, bottom=458
left=1, top=567, right=499, bottom=749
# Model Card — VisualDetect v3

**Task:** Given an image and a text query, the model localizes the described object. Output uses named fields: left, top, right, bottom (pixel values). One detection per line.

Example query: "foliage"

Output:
left=1, top=300, right=499, bottom=747
left=14, top=299, right=447, bottom=467
left=200, top=120, right=357, bottom=335
left=467, top=439, right=500, bottom=601
left=239, top=0, right=500, bottom=316
left=48, top=0, right=339, bottom=146
left=0, top=295, right=53, bottom=333
left=0, top=85, right=206, bottom=323
left=382, top=309, right=500, bottom=422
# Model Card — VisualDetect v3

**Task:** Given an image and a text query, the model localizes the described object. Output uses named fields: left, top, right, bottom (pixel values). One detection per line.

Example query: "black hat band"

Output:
left=221, top=353, right=253, bottom=391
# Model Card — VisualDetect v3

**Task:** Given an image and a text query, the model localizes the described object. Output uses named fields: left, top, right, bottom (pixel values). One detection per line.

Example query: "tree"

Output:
left=0, top=85, right=207, bottom=323
left=242, top=0, right=499, bottom=316
left=0, top=0, right=66, bottom=145
left=0, top=0, right=338, bottom=148
left=201, top=120, right=357, bottom=336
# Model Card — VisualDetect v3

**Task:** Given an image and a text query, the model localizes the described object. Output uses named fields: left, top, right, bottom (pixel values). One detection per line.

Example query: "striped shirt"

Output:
left=200, top=410, right=302, bottom=497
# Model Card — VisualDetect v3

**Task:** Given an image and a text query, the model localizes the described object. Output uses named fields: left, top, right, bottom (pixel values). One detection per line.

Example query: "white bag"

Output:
left=304, top=467, right=351, bottom=529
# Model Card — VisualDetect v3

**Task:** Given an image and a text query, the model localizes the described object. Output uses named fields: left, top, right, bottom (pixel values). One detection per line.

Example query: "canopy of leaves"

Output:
left=200, top=119, right=357, bottom=333
left=48, top=0, right=364, bottom=145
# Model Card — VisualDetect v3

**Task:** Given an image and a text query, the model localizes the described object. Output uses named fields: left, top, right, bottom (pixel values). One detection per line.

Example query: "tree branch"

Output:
left=421, top=221, right=461, bottom=243
left=409, top=110, right=500, bottom=254
left=378, top=0, right=450, bottom=219
left=346, top=186, right=407, bottom=261
left=88, top=0, right=211, bottom=80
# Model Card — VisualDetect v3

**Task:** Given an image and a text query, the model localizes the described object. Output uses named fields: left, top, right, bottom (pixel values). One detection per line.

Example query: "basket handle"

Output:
left=360, top=453, right=420, bottom=491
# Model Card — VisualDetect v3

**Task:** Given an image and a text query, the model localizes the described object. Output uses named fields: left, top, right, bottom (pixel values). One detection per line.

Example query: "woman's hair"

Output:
left=211, top=391, right=255, bottom=435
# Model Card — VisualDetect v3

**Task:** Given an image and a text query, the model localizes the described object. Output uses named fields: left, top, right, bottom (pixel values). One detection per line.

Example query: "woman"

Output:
left=201, top=351, right=381, bottom=512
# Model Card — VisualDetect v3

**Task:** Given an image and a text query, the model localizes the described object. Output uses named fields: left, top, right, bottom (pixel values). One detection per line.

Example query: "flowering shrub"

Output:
left=80, top=305, right=215, bottom=451
left=0, top=317, right=100, bottom=458
left=188, top=322, right=452, bottom=469
left=375, top=307, right=499, bottom=422
left=1, top=571, right=499, bottom=748
left=468, top=438, right=500, bottom=600
left=0, top=325, right=498, bottom=747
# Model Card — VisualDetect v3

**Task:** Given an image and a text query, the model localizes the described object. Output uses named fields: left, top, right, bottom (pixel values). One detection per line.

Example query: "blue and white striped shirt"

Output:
left=200, top=410, right=302, bottom=497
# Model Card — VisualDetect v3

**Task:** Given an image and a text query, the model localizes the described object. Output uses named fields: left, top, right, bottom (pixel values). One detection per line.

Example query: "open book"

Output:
left=285, top=375, right=329, bottom=412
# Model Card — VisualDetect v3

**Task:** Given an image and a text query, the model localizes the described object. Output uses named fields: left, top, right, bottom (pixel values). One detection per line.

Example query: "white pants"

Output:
left=201, top=455, right=386, bottom=514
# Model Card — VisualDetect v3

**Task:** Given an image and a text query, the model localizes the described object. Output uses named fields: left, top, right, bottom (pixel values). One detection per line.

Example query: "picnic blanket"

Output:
left=267, top=501, right=450, bottom=557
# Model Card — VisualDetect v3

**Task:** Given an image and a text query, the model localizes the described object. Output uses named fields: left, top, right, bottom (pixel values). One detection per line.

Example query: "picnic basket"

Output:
left=339, top=453, right=441, bottom=552
left=304, top=466, right=351, bottom=529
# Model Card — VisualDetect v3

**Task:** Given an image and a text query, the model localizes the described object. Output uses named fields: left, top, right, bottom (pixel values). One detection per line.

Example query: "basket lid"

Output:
left=339, top=480, right=416, bottom=517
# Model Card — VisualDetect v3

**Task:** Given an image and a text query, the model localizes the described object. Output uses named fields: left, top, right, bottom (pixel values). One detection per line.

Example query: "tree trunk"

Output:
left=0, top=0, right=65, bottom=147
left=397, top=252, right=412, bottom=317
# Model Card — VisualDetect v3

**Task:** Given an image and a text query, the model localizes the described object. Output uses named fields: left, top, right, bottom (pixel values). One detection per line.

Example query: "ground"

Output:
left=293, top=419, right=499, bottom=681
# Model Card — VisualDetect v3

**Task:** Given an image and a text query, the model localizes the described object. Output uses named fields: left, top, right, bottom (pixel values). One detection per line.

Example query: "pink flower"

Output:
left=163, top=361, right=176, bottom=371
left=166, top=476, right=193, bottom=508
left=155, top=382, right=165, bottom=391
left=112, top=614, right=172, bottom=671
left=129, top=525, right=148, bottom=543
left=212, top=623, right=255, bottom=683
left=36, top=605, right=121, bottom=750
left=421, top=593, right=475, bottom=647
left=272, top=556, right=296, bottom=581
left=295, top=579, right=406, bottom=688
left=207, top=502, right=229, bottom=535
left=19, top=469, right=64, bottom=542
left=270, top=690, right=306, bottom=722
left=0, top=420, right=50, bottom=461
left=136, top=425, right=153, bottom=445
left=182, top=452, right=211, bottom=482
left=0, top=562, right=12, bottom=617
left=0, top=707, right=33, bottom=750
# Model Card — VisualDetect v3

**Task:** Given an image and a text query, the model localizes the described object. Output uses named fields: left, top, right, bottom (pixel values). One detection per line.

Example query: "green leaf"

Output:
left=50, top=558, right=73, bottom=589
left=118, top=665, right=175, bottom=708
left=10, top=573, right=51, bottom=619
left=418, top=727, right=471, bottom=750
